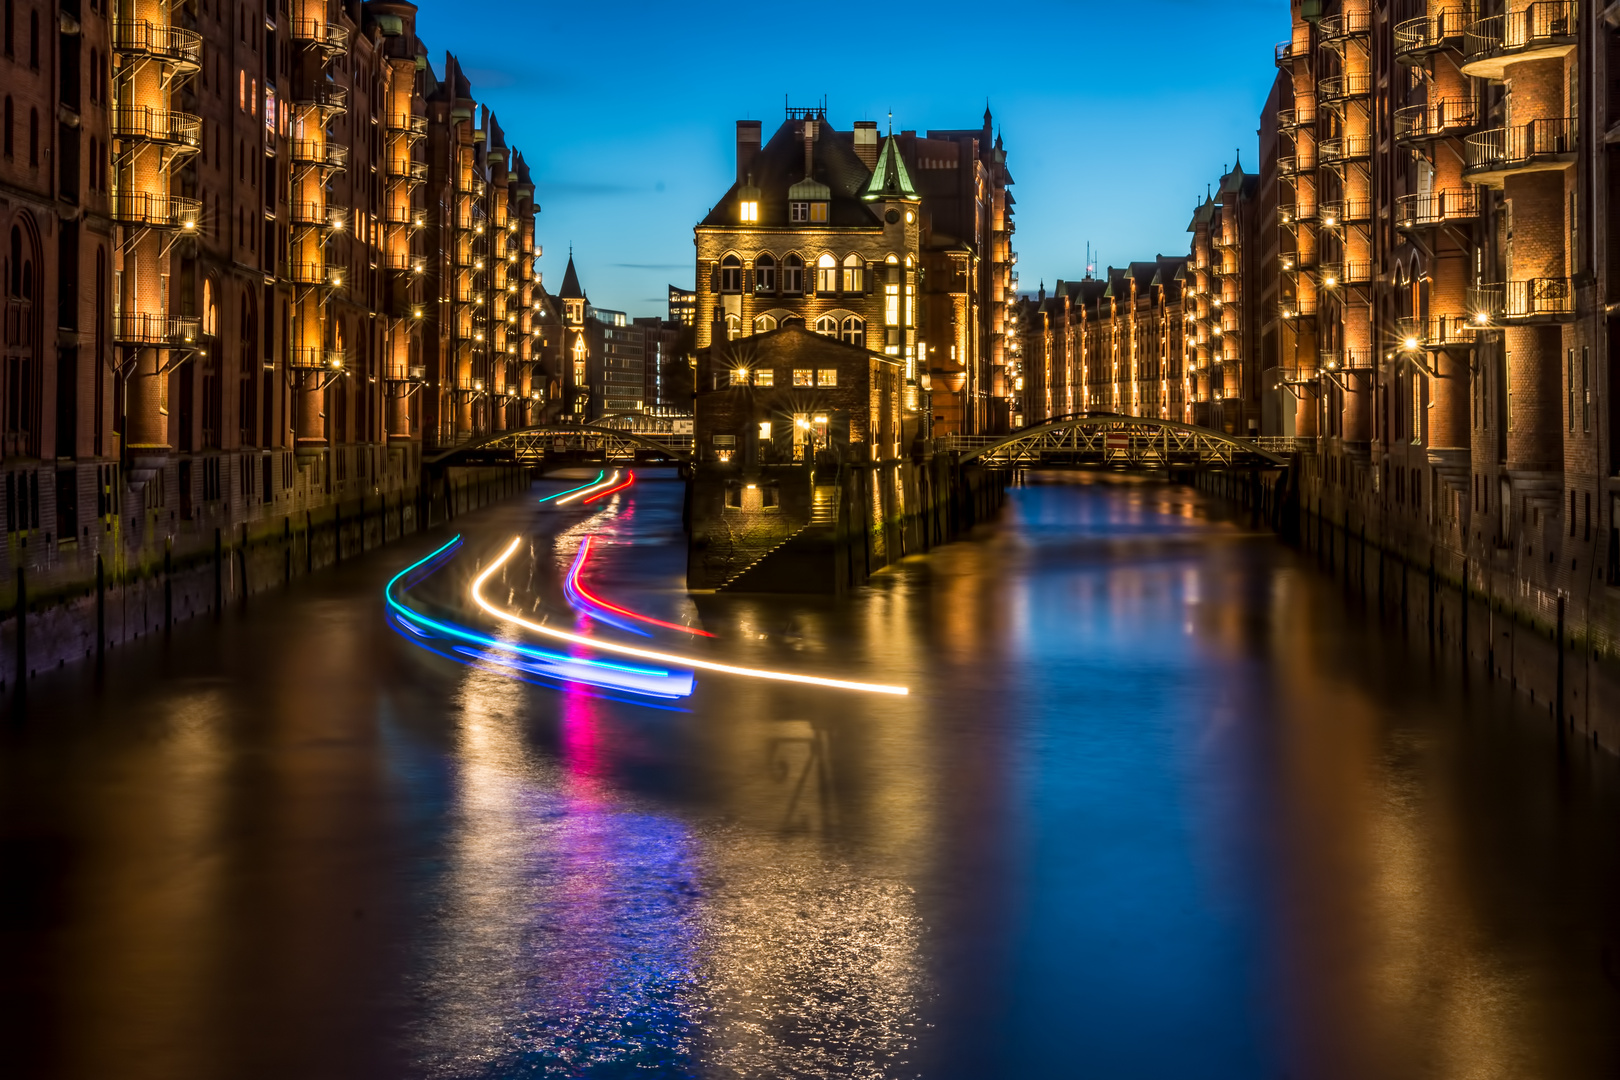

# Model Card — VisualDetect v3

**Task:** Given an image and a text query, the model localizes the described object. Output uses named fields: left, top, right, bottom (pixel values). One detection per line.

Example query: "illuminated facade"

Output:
left=693, top=105, right=1016, bottom=437
left=1, top=0, right=540, bottom=607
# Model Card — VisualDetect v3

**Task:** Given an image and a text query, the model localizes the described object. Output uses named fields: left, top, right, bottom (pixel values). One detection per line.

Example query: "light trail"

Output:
left=562, top=539, right=651, bottom=638
left=537, top=470, right=605, bottom=504
left=566, top=536, right=714, bottom=638
left=581, top=470, right=635, bottom=504
left=553, top=469, right=620, bottom=506
left=386, top=536, right=694, bottom=699
left=473, top=536, right=910, bottom=696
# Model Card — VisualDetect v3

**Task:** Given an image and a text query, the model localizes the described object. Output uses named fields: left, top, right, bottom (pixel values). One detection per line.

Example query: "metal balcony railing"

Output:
left=387, top=158, right=428, bottom=182
left=1463, top=2, right=1577, bottom=78
left=1319, top=199, right=1371, bottom=227
left=290, top=346, right=349, bottom=370
left=1317, top=72, right=1373, bottom=102
left=1394, top=98, right=1478, bottom=143
left=1396, top=315, right=1477, bottom=349
left=110, top=191, right=201, bottom=230
left=113, top=312, right=199, bottom=345
left=112, top=106, right=201, bottom=150
left=1321, top=348, right=1375, bottom=371
left=289, top=200, right=345, bottom=228
left=113, top=19, right=202, bottom=69
left=1278, top=107, right=1316, bottom=130
left=1319, top=10, right=1373, bottom=41
left=1319, top=134, right=1372, bottom=162
left=1464, top=118, right=1576, bottom=181
left=379, top=252, right=424, bottom=273
left=1394, top=8, right=1468, bottom=62
left=1468, top=279, right=1575, bottom=322
left=286, top=261, right=346, bottom=288
left=1275, top=40, right=1296, bottom=66
left=387, top=114, right=428, bottom=137
left=289, top=19, right=350, bottom=53
left=290, top=139, right=348, bottom=170
left=1319, top=262, right=1374, bottom=288
left=1280, top=296, right=1318, bottom=319
left=382, top=204, right=424, bottom=228
left=1395, top=188, right=1480, bottom=230
left=293, top=82, right=349, bottom=112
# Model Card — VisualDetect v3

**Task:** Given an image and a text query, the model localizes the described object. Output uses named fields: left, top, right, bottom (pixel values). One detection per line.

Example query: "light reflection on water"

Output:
left=3, top=471, right=1619, bottom=1079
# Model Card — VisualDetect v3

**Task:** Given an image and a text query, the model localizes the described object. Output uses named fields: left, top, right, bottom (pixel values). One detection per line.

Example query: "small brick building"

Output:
left=694, top=325, right=905, bottom=466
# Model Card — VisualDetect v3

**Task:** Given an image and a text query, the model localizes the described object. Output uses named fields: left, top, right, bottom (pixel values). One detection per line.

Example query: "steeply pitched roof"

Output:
left=558, top=255, right=585, bottom=300
left=699, top=120, right=882, bottom=229
left=861, top=135, right=919, bottom=201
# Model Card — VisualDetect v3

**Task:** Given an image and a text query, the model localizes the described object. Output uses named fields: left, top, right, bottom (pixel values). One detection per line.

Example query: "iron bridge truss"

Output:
left=426, top=423, right=694, bottom=466
left=951, top=414, right=1289, bottom=469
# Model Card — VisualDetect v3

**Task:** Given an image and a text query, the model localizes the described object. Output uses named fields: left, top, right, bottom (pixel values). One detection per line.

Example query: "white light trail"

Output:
left=471, top=537, right=910, bottom=696
left=553, top=469, right=620, bottom=506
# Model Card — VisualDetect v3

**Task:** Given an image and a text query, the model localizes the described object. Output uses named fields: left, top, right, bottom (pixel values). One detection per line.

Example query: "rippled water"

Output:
left=3, top=471, right=1618, bottom=1079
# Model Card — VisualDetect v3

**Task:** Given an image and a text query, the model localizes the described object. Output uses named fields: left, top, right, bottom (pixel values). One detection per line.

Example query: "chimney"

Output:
left=802, top=119, right=817, bottom=179
left=736, top=121, right=761, bottom=184
left=853, top=121, right=879, bottom=170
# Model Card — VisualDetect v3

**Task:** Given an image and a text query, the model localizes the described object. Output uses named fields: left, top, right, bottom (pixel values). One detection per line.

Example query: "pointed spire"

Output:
left=861, top=133, right=919, bottom=201
left=558, top=252, right=585, bottom=300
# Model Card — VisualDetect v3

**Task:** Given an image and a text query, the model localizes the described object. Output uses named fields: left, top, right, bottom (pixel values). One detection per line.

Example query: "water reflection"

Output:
left=2, top=472, right=1618, bottom=1079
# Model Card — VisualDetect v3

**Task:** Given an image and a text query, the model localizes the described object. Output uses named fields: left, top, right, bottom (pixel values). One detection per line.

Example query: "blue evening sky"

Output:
left=414, top=0, right=1282, bottom=317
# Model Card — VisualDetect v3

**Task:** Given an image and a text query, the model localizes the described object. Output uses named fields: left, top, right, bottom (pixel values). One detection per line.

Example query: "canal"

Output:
left=3, top=471, right=1618, bottom=1079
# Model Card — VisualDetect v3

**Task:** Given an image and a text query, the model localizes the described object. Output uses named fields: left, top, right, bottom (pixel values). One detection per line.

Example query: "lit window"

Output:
left=720, top=254, right=742, bottom=293
left=731, top=367, right=750, bottom=386
left=842, top=253, right=864, bottom=294
left=815, top=315, right=838, bottom=336
left=885, top=284, right=900, bottom=325
left=816, top=253, right=838, bottom=293
left=810, top=203, right=828, bottom=223
left=841, top=316, right=865, bottom=347
left=759, top=421, right=773, bottom=440
left=725, top=313, right=741, bottom=340
left=782, top=254, right=804, bottom=294
left=755, top=253, right=776, bottom=293
left=752, top=313, right=777, bottom=334
left=791, top=202, right=809, bottom=223
left=793, top=369, right=814, bottom=387
left=818, top=369, right=838, bottom=387
left=905, top=284, right=914, bottom=327
left=755, top=369, right=774, bottom=387
left=739, top=200, right=759, bottom=223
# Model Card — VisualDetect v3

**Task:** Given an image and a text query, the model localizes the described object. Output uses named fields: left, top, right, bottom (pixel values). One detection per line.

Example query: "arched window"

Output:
left=815, top=253, right=837, bottom=294
left=9, top=227, right=22, bottom=296
left=3, top=95, right=11, bottom=159
left=3, top=0, right=11, bottom=59
left=782, top=254, right=804, bottom=295
left=753, top=313, right=777, bottom=334
left=754, top=253, right=776, bottom=295
left=720, top=254, right=742, bottom=293
left=841, top=316, right=866, bottom=348
left=203, top=279, right=216, bottom=335
left=842, top=254, right=864, bottom=295
left=28, top=106, right=37, bottom=165
left=28, top=7, right=37, bottom=68
left=814, top=314, right=838, bottom=337
left=724, top=313, right=741, bottom=341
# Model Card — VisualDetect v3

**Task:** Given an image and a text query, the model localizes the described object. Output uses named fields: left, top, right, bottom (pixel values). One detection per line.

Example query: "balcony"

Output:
left=112, top=106, right=202, bottom=151
left=293, top=81, right=349, bottom=113
left=1468, top=278, right=1575, bottom=323
left=286, top=261, right=346, bottom=289
left=113, top=19, right=202, bottom=71
left=1319, top=134, right=1372, bottom=163
left=1394, top=8, right=1468, bottom=64
left=386, top=364, right=428, bottom=383
left=289, top=19, right=350, bottom=55
left=382, top=203, right=425, bottom=228
left=1319, top=199, right=1371, bottom=228
left=1275, top=40, right=1297, bottom=67
left=1464, top=118, right=1575, bottom=186
left=1394, top=99, right=1478, bottom=145
left=379, top=252, right=424, bottom=274
left=1319, top=10, right=1373, bottom=42
left=1278, top=151, right=1317, bottom=176
left=1462, top=2, right=1577, bottom=79
left=1319, top=262, right=1374, bottom=289
left=290, top=346, right=349, bottom=370
left=387, top=158, right=428, bottom=182
left=291, top=139, right=348, bottom=170
left=110, top=191, right=201, bottom=230
left=114, top=312, right=200, bottom=346
left=1396, top=315, right=1478, bottom=350
left=462, top=176, right=489, bottom=197
left=1277, top=106, right=1317, bottom=132
left=387, top=114, right=428, bottom=138
left=289, top=200, right=345, bottom=228
left=1317, top=72, right=1372, bottom=103
left=1395, top=188, right=1480, bottom=230
left=1321, top=348, right=1375, bottom=372
left=1279, top=296, right=1318, bottom=319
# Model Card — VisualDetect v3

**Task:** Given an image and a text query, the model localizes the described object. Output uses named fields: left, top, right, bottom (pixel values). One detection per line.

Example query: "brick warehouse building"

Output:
left=0, top=0, right=543, bottom=652
left=1019, top=0, right=1620, bottom=748
left=693, top=105, right=1016, bottom=438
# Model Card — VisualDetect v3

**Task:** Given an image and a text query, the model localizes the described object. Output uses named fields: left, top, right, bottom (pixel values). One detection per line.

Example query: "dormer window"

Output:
left=810, top=202, right=827, bottom=223
left=791, top=202, right=809, bottom=223
left=740, top=200, right=759, bottom=223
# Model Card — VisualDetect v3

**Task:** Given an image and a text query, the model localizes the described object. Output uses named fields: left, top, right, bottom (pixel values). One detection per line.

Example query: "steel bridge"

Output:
left=947, top=414, right=1291, bottom=469
left=425, top=422, right=694, bottom=466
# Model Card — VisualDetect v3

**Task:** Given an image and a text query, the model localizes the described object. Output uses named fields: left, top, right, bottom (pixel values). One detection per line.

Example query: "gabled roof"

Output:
left=699, top=120, right=882, bottom=229
left=557, top=255, right=585, bottom=300
left=861, top=135, right=919, bottom=201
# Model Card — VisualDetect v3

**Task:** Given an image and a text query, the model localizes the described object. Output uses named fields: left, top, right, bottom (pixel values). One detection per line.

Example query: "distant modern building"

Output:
left=550, top=254, right=645, bottom=419
left=668, top=286, right=697, bottom=327
left=634, top=317, right=685, bottom=414
left=692, top=104, right=1015, bottom=436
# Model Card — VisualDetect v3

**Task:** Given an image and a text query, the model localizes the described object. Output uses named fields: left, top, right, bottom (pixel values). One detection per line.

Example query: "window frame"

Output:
left=841, top=254, right=864, bottom=294
left=815, top=253, right=837, bottom=294
left=792, top=369, right=814, bottom=387
left=719, top=254, right=743, bottom=294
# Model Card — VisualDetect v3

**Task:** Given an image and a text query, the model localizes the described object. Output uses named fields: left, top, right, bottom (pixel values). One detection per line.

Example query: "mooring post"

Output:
left=214, top=527, right=223, bottom=616
left=164, top=539, right=173, bottom=632
left=15, top=566, right=27, bottom=687
left=1556, top=593, right=1567, bottom=740
left=96, top=555, right=106, bottom=663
